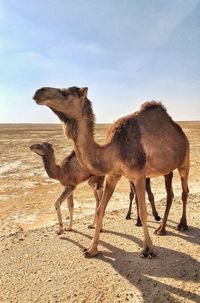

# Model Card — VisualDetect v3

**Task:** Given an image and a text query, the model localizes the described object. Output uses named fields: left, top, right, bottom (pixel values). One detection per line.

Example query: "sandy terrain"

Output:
left=0, top=122, right=200, bottom=302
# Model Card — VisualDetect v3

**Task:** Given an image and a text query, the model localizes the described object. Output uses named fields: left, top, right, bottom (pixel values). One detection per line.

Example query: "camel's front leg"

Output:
left=134, top=177, right=157, bottom=258
left=66, top=193, right=74, bottom=231
left=55, top=186, right=74, bottom=235
left=84, top=174, right=121, bottom=257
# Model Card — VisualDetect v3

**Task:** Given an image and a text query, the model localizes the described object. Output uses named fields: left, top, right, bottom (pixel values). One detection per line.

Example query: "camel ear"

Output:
left=79, top=87, right=88, bottom=97
left=43, top=142, right=52, bottom=149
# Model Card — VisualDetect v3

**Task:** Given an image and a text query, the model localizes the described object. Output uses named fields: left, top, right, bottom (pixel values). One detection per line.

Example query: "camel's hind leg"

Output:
left=154, top=172, right=174, bottom=235
left=177, top=167, right=189, bottom=231
left=135, top=178, right=160, bottom=226
left=84, top=174, right=121, bottom=257
left=126, top=182, right=134, bottom=220
left=134, top=177, right=157, bottom=258
left=127, top=182, right=143, bottom=226
left=145, top=178, right=161, bottom=222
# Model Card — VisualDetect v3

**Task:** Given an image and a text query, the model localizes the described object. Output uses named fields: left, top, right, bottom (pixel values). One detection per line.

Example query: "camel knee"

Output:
left=55, top=201, right=60, bottom=210
left=97, top=188, right=103, bottom=199
left=96, top=207, right=104, bottom=218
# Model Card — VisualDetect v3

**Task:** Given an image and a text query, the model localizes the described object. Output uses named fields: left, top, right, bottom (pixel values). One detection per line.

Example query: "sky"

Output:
left=0, top=0, right=200, bottom=123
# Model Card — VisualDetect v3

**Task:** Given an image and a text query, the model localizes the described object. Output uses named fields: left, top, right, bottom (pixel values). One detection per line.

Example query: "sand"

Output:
left=0, top=122, right=200, bottom=302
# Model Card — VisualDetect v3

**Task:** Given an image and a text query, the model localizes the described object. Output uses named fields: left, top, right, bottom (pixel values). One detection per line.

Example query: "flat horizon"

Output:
left=0, top=121, right=200, bottom=125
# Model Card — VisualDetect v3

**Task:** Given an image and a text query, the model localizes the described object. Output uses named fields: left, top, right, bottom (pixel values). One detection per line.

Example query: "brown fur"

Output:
left=30, top=142, right=104, bottom=233
left=33, top=86, right=190, bottom=258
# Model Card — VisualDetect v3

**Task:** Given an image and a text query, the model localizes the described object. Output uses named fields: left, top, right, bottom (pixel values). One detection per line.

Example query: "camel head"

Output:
left=33, top=86, right=88, bottom=119
left=29, top=142, right=53, bottom=156
left=33, top=86, right=93, bottom=140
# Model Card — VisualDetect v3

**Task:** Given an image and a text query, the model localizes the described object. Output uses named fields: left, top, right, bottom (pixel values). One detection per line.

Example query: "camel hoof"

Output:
left=66, top=227, right=73, bottom=232
left=135, top=220, right=142, bottom=227
left=88, top=224, right=95, bottom=229
left=87, top=225, right=104, bottom=232
left=154, top=226, right=167, bottom=236
left=140, top=247, right=157, bottom=259
left=154, top=215, right=161, bottom=221
left=57, top=229, right=64, bottom=235
left=177, top=223, right=188, bottom=231
left=125, top=215, right=132, bottom=220
left=83, top=248, right=100, bottom=258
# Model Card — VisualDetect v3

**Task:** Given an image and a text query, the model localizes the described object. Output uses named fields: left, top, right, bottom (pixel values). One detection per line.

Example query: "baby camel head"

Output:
left=29, top=142, right=53, bottom=156
left=33, top=86, right=88, bottom=121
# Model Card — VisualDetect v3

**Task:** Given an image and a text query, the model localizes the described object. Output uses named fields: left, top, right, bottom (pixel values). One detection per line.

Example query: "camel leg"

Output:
left=131, top=181, right=142, bottom=226
left=177, top=169, right=189, bottom=231
left=126, top=182, right=134, bottom=220
left=88, top=187, right=102, bottom=229
left=55, top=186, right=74, bottom=235
left=84, top=174, right=121, bottom=257
left=154, top=172, right=174, bottom=235
left=145, top=178, right=161, bottom=221
left=66, top=193, right=74, bottom=231
left=134, top=177, right=157, bottom=258
left=135, top=193, right=143, bottom=226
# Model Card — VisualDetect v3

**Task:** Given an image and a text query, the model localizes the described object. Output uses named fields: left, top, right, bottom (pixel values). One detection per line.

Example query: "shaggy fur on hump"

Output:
left=140, top=101, right=167, bottom=112
left=106, top=101, right=166, bottom=141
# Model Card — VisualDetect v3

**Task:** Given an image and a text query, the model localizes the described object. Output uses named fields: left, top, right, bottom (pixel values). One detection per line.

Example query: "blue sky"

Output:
left=0, top=0, right=200, bottom=123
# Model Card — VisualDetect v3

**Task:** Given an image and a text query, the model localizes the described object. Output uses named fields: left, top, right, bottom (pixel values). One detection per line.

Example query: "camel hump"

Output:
left=140, top=101, right=167, bottom=113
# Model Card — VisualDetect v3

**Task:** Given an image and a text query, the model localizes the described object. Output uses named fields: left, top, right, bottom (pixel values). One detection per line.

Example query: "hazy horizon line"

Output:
left=0, top=120, right=200, bottom=125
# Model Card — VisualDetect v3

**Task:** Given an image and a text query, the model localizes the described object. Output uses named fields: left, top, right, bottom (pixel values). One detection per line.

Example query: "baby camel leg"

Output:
left=154, top=172, right=173, bottom=235
left=55, top=186, right=74, bottom=235
left=84, top=174, right=121, bottom=257
left=88, top=187, right=103, bottom=229
left=66, top=193, right=74, bottom=231
left=134, top=177, right=156, bottom=258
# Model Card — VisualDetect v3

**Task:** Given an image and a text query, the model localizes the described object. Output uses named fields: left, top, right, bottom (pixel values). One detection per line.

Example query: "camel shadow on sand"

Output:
left=60, top=227, right=200, bottom=303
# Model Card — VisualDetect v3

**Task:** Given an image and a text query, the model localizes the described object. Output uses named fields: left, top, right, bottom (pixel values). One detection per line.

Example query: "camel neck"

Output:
left=42, top=152, right=60, bottom=180
left=69, top=119, right=113, bottom=175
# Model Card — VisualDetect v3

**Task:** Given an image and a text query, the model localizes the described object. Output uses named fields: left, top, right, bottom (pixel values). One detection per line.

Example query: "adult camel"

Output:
left=33, top=86, right=190, bottom=258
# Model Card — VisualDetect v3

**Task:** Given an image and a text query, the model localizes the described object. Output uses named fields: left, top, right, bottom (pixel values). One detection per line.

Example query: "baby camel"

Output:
left=30, top=142, right=104, bottom=234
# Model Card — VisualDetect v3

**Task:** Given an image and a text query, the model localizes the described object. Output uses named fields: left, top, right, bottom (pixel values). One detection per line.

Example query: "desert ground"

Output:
left=0, top=122, right=200, bottom=303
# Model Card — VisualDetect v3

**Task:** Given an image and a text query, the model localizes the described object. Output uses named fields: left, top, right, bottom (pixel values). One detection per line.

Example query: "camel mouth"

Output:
left=33, top=90, right=49, bottom=105
left=33, top=95, right=46, bottom=105
left=29, top=144, right=43, bottom=152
